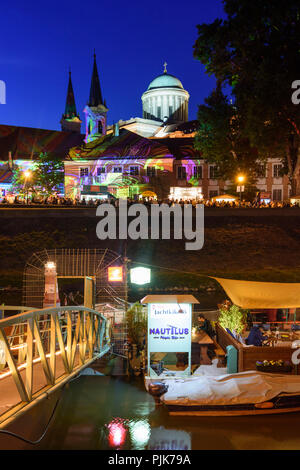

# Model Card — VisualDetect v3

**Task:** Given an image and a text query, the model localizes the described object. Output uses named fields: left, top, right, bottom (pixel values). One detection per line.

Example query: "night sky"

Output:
left=0, top=0, right=225, bottom=132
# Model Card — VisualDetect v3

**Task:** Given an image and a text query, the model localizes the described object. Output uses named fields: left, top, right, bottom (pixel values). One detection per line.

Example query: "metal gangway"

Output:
left=0, top=305, right=110, bottom=429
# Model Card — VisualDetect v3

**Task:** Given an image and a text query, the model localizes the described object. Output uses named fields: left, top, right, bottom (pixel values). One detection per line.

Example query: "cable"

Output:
left=0, top=373, right=81, bottom=445
left=129, top=259, right=210, bottom=278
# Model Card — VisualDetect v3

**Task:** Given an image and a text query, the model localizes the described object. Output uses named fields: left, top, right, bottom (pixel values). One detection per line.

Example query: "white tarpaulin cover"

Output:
left=155, top=371, right=300, bottom=406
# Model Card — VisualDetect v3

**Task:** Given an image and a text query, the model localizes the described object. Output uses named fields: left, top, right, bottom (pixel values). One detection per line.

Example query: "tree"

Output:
left=12, top=153, right=64, bottom=197
left=34, top=152, right=64, bottom=195
left=194, top=0, right=300, bottom=194
left=195, top=85, right=261, bottom=183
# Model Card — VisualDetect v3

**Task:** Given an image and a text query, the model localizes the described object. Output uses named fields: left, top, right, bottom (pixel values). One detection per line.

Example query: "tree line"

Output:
left=194, top=0, right=300, bottom=195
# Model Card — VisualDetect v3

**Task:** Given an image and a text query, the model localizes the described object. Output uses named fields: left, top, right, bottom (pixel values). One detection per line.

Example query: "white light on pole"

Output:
left=130, top=267, right=151, bottom=285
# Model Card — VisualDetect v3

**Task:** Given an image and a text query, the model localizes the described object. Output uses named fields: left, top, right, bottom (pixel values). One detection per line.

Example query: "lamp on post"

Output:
left=237, top=174, right=245, bottom=204
left=24, top=170, right=32, bottom=204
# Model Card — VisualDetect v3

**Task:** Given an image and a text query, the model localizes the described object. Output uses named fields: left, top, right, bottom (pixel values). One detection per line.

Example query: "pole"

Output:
left=124, top=240, right=130, bottom=375
left=124, top=240, right=128, bottom=314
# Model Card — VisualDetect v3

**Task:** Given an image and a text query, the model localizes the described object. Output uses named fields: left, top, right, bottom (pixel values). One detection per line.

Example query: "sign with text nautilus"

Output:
left=147, top=303, right=192, bottom=377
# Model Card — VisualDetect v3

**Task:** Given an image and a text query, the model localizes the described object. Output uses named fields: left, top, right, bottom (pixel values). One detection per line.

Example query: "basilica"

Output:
left=0, top=54, right=290, bottom=202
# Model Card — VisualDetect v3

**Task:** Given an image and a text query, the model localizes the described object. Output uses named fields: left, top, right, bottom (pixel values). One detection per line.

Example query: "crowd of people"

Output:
left=0, top=193, right=299, bottom=209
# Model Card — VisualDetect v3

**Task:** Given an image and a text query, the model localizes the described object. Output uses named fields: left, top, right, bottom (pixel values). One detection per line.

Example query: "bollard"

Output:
left=226, top=345, right=238, bottom=374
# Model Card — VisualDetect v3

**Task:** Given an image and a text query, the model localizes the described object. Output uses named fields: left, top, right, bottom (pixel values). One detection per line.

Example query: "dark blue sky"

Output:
left=0, top=0, right=225, bottom=132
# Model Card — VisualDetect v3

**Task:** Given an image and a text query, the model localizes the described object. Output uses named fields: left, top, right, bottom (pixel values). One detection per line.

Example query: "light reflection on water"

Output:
left=38, top=375, right=300, bottom=450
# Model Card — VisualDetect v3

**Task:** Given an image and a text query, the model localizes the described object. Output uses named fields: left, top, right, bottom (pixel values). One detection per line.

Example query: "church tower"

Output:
left=84, top=53, right=108, bottom=142
left=60, top=70, right=82, bottom=133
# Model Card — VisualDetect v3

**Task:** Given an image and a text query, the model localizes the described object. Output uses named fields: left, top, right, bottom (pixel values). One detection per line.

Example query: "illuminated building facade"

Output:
left=106, top=63, right=190, bottom=139
left=0, top=124, right=84, bottom=198
left=0, top=57, right=292, bottom=202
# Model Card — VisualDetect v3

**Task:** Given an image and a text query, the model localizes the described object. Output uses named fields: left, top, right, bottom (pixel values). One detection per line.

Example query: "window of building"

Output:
left=130, top=166, right=139, bottom=176
left=177, top=166, right=187, bottom=180
left=157, top=107, right=161, bottom=120
left=146, top=166, right=156, bottom=177
left=209, top=166, right=218, bottom=179
left=80, top=168, right=89, bottom=177
left=97, top=167, right=105, bottom=175
left=98, top=121, right=103, bottom=134
left=273, top=189, right=282, bottom=201
left=113, top=167, right=122, bottom=173
left=169, top=106, right=173, bottom=117
left=256, top=164, right=266, bottom=178
left=193, top=165, right=203, bottom=179
left=209, top=190, right=219, bottom=198
left=273, top=164, right=283, bottom=178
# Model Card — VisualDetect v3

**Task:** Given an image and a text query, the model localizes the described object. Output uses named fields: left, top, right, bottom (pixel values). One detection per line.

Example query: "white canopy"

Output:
left=141, top=295, right=199, bottom=304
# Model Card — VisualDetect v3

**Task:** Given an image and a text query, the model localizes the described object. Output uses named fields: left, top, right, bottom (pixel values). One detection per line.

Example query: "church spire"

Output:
left=84, top=52, right=108, bottom=142
left=88, top=52, right=104, bottom=107
left=60, top=69, right=82, bottom=133
left=64, top=68, right=78, bottom=119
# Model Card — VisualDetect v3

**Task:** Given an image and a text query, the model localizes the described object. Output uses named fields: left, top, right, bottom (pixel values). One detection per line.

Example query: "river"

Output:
left=15, top=373, right=300, bottom=450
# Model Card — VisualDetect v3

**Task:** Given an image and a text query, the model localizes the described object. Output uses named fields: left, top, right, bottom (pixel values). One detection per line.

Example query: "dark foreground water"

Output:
left=24, top=373, right=300, bottom=450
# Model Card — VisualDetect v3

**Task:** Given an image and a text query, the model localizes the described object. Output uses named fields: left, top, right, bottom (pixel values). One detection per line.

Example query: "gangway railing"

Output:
left=0, top=306, right=110, bottom=428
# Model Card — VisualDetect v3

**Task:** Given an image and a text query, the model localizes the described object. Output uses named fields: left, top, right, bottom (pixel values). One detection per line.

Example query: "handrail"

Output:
left=0, top=306, right=37, bottom=311
left=0, top=305, right=106, bottom=327
left=0, top=305, right=110, bottom=428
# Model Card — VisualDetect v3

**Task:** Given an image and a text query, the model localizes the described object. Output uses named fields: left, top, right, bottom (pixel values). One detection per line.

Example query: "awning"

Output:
left=141, top=295, right=199, bottom=304
left=141, top=190, right=157, bottom=197
left=212, top=277, right=300, bottom=309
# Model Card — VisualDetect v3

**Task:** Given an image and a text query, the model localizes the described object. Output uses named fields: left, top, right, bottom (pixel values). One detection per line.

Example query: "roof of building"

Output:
left=0, top=168, right=13, bottom=184
left=147, top=73, right=184, bottom=91
left=67, top=128, right=201, bottom=161
left=0, top=124, right=84, bottom=161
left=153, top=120, right=198, bottom=138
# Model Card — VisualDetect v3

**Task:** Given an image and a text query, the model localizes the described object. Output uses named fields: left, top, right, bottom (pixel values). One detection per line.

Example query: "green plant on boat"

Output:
left=126, top=302, right=147, bottom=349
left=218, top=300, right=248, bottom=334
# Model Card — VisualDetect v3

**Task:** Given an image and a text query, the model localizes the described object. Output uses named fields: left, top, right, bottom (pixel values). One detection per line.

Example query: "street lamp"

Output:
left=237, top=174, right=245, bottom=203
left=23, top=170, right=31, bottom=204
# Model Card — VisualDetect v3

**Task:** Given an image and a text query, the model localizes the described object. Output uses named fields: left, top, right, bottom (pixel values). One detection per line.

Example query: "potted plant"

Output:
left=126, top=302, right=147, bottom=375
left=218, top=300, right=247, bottom=335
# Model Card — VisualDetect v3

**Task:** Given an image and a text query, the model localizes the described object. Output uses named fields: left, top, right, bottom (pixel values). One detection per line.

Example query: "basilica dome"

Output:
left=147, top=73, right=184, bottom=91
left=142, top=66, right=189, bottom=124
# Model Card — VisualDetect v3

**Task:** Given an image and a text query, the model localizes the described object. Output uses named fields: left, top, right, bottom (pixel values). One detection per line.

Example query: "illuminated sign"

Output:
left=147, top=303, right=192, bottom=377
left=130, top=267, right=151, bottom=285
left=108, top=266, right=123, bottom=282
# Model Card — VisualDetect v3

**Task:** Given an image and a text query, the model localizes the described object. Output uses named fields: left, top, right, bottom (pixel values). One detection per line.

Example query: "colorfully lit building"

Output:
left=0, top=123, right=84, bottom=197
left=64, top=56, right=290, bottom=201
left=0, top=54, right=291, bottom=202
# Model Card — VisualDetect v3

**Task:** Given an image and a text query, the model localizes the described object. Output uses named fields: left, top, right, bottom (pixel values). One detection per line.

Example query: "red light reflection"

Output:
left=107, top=418, right=127, bottom=448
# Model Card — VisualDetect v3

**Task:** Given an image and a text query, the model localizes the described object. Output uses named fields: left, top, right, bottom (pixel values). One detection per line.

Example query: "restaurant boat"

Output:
left=142, top=281, right=300, bottom=416
left=146, top=371, right=300, bottom=416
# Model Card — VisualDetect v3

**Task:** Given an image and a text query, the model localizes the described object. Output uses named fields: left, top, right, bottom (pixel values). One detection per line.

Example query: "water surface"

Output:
left=37, top=375, right=300, bottom=450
